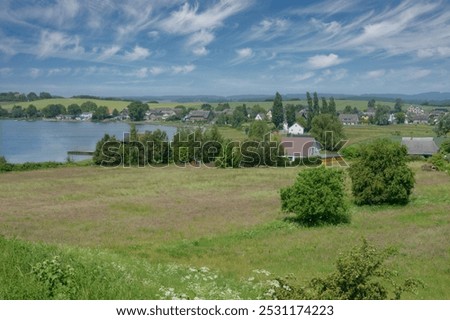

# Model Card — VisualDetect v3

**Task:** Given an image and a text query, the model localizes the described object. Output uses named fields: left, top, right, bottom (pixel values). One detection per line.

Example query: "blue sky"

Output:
left=0, top=0, right=449, bottom=97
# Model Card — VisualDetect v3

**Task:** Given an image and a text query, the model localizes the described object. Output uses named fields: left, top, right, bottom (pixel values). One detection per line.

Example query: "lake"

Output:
left=0, top=120, right=177, bottom=163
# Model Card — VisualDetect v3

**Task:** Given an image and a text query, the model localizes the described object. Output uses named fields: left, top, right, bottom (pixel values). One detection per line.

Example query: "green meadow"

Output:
left=0, top=161, right=449, bottom=299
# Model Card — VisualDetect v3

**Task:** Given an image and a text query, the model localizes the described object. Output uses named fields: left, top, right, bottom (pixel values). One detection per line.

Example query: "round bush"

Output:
left=280, top=166, right=350, bottom=226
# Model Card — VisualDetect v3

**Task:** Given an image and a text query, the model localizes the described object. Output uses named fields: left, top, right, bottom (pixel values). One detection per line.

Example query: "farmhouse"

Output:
left=281, top=136, right=320, bottom=161
left=339, top=114, right=359, bottom=125
left=184, top=110, right=212, bottom=122
left=401, top=137, right=439, bottom=157
left=288, top=123, right=304, bottom=135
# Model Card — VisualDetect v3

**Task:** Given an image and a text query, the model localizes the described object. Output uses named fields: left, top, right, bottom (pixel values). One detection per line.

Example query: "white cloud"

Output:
left=248, top=18, right=290, bottom=41
left=48, top=68, right=72, bottom=76
left=236, top=48, right=253, bottom=59
left=149, top=67, right=165, bottom=75
left=37, top=30, right=84, bottom=58
left=124, top=45, right=151, bottom=61
left=0, top=68, right=12, bottom=76
left=307, top=53, right=344, bottom=69
left=365, top=69, right=386, bottom=79
left=134, top=67, right=149, bottom=78
left=148, top=31, right=160, bottom=39
left=172, top=64, right=196, bottom=74
left=293, top=72, right=315, bottom=82
left=159, top=0, right=252, bottom=54
left=29, top=68, right=42, bottom=78
left=99, top=45, right=121, bottom=60
left=21, top=0, right=80, bottom=28
left=417, top=47, right=450, bottom=59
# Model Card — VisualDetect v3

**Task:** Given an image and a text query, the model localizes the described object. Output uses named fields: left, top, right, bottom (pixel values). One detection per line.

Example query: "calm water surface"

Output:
left=0, top=120, right=177, bottom=163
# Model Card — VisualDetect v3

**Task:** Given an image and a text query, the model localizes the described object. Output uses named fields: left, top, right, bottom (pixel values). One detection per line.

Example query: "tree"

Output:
left=321, top=97, right=329, bottom=114
left=395, top=112, right=406, bottom=124
left=80, top=101, right=98, bottom=113
left=42, top=104, right=66, bottom=118
left=112, top=108, right=119, bottom=117
left=27, top=92, right=39, bottom=101
left=328, top=97, right=337, bottom=115
left=11, top=105, right=24, bottom=118
left=231, top=105, right=248, bottom=128
left=67, top=104, right=82, bottom=116
left=306, top=92, right=314, bottom=131
left=272, top=240, right=423, bottom=300
left=248, top=120, right=270, bottom=140
left=285, top=104, right=296, bottom=127
left=310, top=114, right=346, bottom=151
left=349, top=139, right=415, bottom=205
left=25, top=104, right=38, bottom=118
left=313, top=92, right=320, bottom=115
left=92, top=106, right=109, bottom=120
left=394, top=98, right=403, bottom=113
left=93, top=134, right=122, bottom=166
left=280, top=166, right=350, bottom=226
left=39, top=92, right=52, bottom=99
left=127, top=101, right=149, bottom=121
left=0, top=106, right=8, bottom=117
left=201, top=103, right=212, bottom=111
left=249, top=104, right=266, bottom=119
left=343, top=105, right=353, bottom=113
left=434, top=113, right=450, bottom=136
left=272, top=92, right=284, bottom=129
left=374, top=105, right=391, bottom=125
left=367, top=99, right=376, bottom=110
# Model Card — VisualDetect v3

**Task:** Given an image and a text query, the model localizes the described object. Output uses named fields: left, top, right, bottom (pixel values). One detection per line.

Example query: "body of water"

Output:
left=0, top=120, right=177, bottom=163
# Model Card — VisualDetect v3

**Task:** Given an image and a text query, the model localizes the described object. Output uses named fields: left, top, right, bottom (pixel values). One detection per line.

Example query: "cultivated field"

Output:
left=0, top=163, right=449, bottom=299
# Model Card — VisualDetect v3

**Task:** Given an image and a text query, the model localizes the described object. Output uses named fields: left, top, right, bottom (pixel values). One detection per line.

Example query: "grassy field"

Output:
left=1, top=98, right=399, bottom=112
left=0, top=163, right=449, bottom=299
left=343, top=124, right=437, bottom=146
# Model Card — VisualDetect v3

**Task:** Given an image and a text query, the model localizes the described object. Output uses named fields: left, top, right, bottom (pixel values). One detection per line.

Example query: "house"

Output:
left=79, top=112, right=93, bottom=121
left=145, top=108, right=177, bottom=121
left=406, top=114, right=429, bottom=124
left=184, top=110, right=212, bottom=122
left=339, top=114, right=359, bottom=125
left=288, top=123, right=304, bottom=135
left=401, top=137, right=439, bottom=156
left=281, top=136, right=320, bottom=161
left=266, top=110, right=272, bottom=120
left=255, top=113, right=265, bottom=121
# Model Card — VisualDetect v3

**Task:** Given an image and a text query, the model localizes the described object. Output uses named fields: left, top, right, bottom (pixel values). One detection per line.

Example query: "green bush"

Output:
left=349, top=139, right=415, bottom=205
left=280, top=166, right=350, bottom=226
left=271, top=240, right=423, bottom=300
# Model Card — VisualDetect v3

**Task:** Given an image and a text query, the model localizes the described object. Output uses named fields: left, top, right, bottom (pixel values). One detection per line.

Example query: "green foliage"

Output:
left=67, top=103, right=82, bottom=116
left=285, top=104, right=296, bottom=127
left=440, top=139, right=450, bottom=154
left=310, top=114, right=346, bottom=151
left=42, top=104, right=66, bottom=118
left=0, top=106, right=8, bottom=117
left=231, top=105, right=248, bottom=127
left=434, top=113, right=450, bottom=136
left=349, top=139, right=415, bottom=205
left=92, top=106, right=109, bottom=121
left=248, top=121, right=270, bottom=140
left=31, top=256, right=77, bottom=299
left=127, top=101, right=149, bottom=121
left=280, top=166, right=350, bottom=226
left=374, top=105, right=391, bottom=125
left=93, top=134, right=122, bottom=166
left=11, top=105, right=24, bottom=118
left=80, top=101, right=98, bottom=113
left=395, top=112, right=406, bottom=124
left=272, top=240, right=423, bottom=300
left=272, top=92, right=284, bottom=129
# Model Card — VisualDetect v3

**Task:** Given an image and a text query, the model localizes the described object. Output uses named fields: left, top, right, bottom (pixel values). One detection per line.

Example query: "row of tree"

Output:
left=93, top=125, right=287, bottom=168
left=0, top=101, right=120, bottom=120
left=0, top=91, right=55, bottom=102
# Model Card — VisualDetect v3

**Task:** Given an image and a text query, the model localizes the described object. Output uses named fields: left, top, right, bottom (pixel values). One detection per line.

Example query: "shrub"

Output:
left=271, top=240, right=423, bottom=300
left=349, top=139, right=415, bottom=205
left=280, top=166, right=350, bottom=226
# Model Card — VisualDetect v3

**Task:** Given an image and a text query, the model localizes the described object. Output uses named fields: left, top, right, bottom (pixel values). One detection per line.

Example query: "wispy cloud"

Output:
left=307, top=53, right=345, bottom=69
left=159, top=0, right=252, bottom=54
left=293, top=72, right=315, bottom=82
left=247, top=18, right=290, bottom=41
left=98, top=45, right=121, bottom=60
left=365, top=69, right=386, bottom=79
left=171, top=64, right=196, bottom=74
left=0, top=68, right=13, bottom=76
left=124, top=45, right=151, bottom=61
left=29, top=68, right=42, bottom=78
left=37, top=30, right=84, bottom=58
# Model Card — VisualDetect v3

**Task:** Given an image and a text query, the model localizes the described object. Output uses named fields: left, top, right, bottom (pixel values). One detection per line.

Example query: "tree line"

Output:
left=93, top=124, right=290, bottom=168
